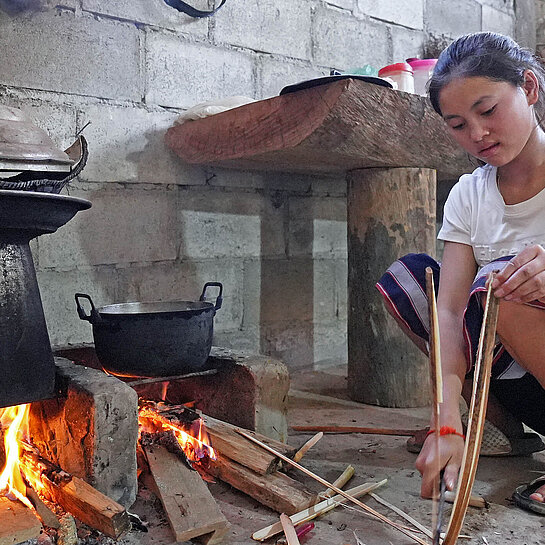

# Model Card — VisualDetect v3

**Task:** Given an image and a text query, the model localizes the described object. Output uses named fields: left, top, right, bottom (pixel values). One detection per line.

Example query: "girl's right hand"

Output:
left=415, top=432, right=465, bottom=498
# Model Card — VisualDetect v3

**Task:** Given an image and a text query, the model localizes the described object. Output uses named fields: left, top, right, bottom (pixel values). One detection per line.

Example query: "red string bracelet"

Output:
left=425, top=426, right=465, bottom=440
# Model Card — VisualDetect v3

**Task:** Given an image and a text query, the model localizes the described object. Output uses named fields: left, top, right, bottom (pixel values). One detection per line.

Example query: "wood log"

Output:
left=208, top=453, right=318, bottom=515
left=291, top=425, right=423, bottom=436
left=347, top=167, right=436, bottom=407
left=21, top=449, right=129, bottom=538
left=165, top=79, right=473, bottom=179
left=0, top=496, right=42, bottom=545
left=203, top=414, right=295, bottom=474
left=144, top=445, right=230, bottom=545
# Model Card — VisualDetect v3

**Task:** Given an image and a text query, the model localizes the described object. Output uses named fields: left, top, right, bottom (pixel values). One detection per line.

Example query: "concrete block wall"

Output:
left=0, top=0, right=535, bottom=370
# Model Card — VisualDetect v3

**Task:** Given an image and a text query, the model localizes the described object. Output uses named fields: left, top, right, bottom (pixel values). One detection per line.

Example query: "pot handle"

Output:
left=199, top=282, right=223, bottom=312
left=75, top=293, right=103, bottom=324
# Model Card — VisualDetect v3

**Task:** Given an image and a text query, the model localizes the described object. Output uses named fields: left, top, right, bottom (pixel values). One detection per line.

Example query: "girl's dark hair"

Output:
left=428, top=32, right=545, bottom=126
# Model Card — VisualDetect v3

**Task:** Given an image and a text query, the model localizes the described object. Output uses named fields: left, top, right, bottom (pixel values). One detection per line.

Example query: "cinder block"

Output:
left=177, top=188, right=286, bottom=259
left=313, top=260, right=339, bottom=322
left=310, top=175, right=347, bottom=198
left=357, top=0, right=424, bottom=30
left=259, top=56, right=322, bottom=99
left=313, top=4, right=389, bottom=69
left=242, top=258, right=261, bottom=329
left=313, top=320, right=348, bottom=367
left=78, top=103, right=182, bottom=184
left=514, top=0, right=536, bottom=49
left=29, top=358, right=139, bottom=508
left=288, top=196, right=347, bottom=258
left=425, top=0, right=481, bottom=38
left=146, top=33, right=256, bottom=109
left=214, top=0, right=312, bottom=60
left=0, top=10, right=141, bottom=100
left=115, top=260, right=244, bottom=332
left=260, top=258, right=314, bottom=323
left=36, top=267, right=120, bottom=347
left=205, top=167, right=265, bottom=190
left=261, top=321, right=314, bottom=369
left=82, top=0, right=208, bottom=35
left=36, top=184, right=178, bottom=268
left=392, top=27, right=425, bottom=64
left=481, top=6, right=515, bottom=35
left=335, top=258, right=348, bottom=321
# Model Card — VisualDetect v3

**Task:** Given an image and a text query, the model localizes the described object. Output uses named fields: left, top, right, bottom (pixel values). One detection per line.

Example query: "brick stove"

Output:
left=36, top=346, right=290, bottom=509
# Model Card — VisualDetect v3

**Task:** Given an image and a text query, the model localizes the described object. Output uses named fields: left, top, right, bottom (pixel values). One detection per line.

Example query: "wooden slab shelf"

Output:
left=165, top=78, right=473, bottom=179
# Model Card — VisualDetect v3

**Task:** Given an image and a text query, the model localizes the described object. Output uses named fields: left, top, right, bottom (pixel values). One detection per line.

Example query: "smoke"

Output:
left=0, top=0, right=54, bottom=14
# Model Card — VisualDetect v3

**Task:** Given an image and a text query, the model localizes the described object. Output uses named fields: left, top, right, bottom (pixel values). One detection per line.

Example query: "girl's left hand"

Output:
left=492, top=245, right=545, bottom=303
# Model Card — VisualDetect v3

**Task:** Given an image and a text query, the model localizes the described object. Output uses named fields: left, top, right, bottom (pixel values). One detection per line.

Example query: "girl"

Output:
left=377, top=32, right=545, bottom=514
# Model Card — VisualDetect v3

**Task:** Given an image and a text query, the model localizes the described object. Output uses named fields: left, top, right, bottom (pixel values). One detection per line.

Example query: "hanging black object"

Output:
left=163, top=0, right=226, bottom=17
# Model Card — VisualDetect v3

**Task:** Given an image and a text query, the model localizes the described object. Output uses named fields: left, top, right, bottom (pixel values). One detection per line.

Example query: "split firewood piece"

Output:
left=444, top=491, right=488, bottom=509
left=319, top=465, right=355, bottom=499
left=0, top=496, right=42, bottom=545
left=293, top=432, right=323, bottom=463
left=237, top=430, right=428, bottom=545
left=143, top=445, right=230, bottom=545
left=25, top=485, right=60, bottom=529
left=443, top=275, right=500, bottom=545
left=208, top=453, right=318, bottom=515
left=291, top=425, right=423, bottom=436
left=280, top=513, right=300, bottom=545
left=202, top=414, right=296, bottom=475
left=20, top=448, right=129, bottom=539
left=252, top=480, right=386, bottom=542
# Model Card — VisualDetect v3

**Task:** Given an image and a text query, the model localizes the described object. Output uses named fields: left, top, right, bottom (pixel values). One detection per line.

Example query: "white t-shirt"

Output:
left=438, top=164, right=545, bottom=267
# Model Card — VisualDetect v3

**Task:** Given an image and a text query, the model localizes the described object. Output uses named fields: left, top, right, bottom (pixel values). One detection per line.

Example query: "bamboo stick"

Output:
left=280, top=513, right=300, bottom=545
left=236, top=430, right=429, bottom=545
left=252, top=480, right=387, bottom=541
left=293, top=432, right=323, bottom=463
left=426, top=266, right=443, bottom=545
left=290, top=425, right=423, bottom=436
left=319, top=465, right=355, bottom=499
left=443, top=275, right=499, bottom=545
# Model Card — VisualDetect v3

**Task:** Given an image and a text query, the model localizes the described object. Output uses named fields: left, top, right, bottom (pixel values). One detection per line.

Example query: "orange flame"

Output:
left=0, top=404, right=33, bottom=508
left=138, top=405, right=216, bottom=464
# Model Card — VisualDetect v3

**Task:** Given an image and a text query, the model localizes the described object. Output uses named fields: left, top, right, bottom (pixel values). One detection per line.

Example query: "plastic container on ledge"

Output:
left=378, top=62, right=414, bottom=93
left=408, top=59, right=437, bottom=96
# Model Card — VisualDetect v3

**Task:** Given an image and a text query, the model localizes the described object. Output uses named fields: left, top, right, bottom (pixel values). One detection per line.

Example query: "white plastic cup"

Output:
left=408, top=59, right=438, bottom=96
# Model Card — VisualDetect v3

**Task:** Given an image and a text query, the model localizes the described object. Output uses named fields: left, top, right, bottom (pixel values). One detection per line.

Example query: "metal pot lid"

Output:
left=98, top=300, right=213, bottom=316
left=0, top=105, right=73, bottom=173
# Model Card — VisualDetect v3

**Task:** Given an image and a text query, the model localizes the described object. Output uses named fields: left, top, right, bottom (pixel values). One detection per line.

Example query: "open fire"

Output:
left=138, top=401, right=216, bottom=467
left=0, top=404, right=38, bottom=509
left=0, top=397, right=216, bottom=521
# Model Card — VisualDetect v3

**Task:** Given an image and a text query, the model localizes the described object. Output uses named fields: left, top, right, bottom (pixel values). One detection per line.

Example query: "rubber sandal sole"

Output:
left=513, top=478, right=545, bottom=515
left=406, top=427, right=545, bottom=457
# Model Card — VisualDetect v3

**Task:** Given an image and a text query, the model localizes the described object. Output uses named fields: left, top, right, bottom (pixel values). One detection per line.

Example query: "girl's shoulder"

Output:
left=450, top=164, right=495, bottom=196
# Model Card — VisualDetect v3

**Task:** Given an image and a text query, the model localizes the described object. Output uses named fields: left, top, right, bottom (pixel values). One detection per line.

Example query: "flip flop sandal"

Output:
left=513, top=476, right=545, bottom=515
left=406, top=425, right=545, bottom=457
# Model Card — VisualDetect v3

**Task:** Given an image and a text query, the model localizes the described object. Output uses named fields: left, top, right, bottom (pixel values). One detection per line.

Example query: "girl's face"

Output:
left=438, top=73, right=539, bottom=166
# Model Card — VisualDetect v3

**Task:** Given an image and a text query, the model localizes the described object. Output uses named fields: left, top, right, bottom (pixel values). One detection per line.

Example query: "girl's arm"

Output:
left=415, top=241, right=477, bottom=498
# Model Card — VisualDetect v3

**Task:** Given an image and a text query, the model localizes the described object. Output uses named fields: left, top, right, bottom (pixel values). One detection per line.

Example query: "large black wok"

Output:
left=75, top=282, right=223, bottom=377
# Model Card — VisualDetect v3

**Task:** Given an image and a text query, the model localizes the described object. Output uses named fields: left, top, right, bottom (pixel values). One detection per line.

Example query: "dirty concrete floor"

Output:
left=124, top=363, right=545, bottom=545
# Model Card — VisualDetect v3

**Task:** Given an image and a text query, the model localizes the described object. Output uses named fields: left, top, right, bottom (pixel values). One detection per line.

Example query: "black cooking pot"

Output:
left=75, top=282, right=223, bottom=377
